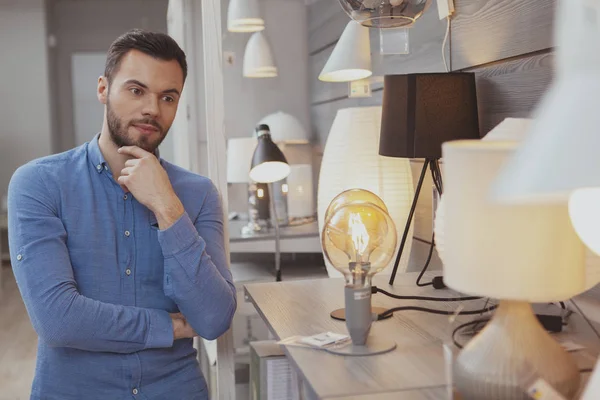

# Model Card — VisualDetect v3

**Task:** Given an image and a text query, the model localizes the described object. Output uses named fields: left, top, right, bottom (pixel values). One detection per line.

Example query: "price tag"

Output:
left=526, top=378, right=567, bottom=400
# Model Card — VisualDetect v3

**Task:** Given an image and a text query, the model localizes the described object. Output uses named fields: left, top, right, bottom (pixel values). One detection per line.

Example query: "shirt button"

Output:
left=123, top=194, right=128, bottom=200
left=125, top=268, right=132, bottom=276
left=16, top=254, right=23, bottom=261
left=132, top=388, right=138, bottom=395
left=96, top=164, right=102, bottom=171
left=124, top=230, right=130, bottom=237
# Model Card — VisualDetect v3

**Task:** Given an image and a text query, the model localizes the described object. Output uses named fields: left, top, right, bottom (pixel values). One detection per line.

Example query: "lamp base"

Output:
left=454, top=300, right=580, bottom=400
left=330, top=307, right=391, bottom=321
left=325, top=336, right=396, bottom=357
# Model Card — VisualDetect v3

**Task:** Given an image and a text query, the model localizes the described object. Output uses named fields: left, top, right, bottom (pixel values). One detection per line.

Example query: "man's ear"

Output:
left=97, top=76, right=109, bottom=105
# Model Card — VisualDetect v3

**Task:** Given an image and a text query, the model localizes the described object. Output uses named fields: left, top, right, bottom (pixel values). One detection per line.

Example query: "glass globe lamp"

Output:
left=338, top=0, right=432, bottom=28
left=324, top=189, right=389, bottom=226
left=321, top=201, right=398, bottom=356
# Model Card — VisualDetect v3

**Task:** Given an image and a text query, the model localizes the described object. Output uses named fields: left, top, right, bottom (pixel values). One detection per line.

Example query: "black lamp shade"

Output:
left=249, top=126, right=290, bottom=183
left=379, top=73, right=480, bottom=159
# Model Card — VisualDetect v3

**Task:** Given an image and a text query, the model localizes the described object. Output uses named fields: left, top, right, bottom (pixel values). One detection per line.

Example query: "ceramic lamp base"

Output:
left=454, top=300, right=580, bottom=400
left=325, top=336, right=396, bottom=357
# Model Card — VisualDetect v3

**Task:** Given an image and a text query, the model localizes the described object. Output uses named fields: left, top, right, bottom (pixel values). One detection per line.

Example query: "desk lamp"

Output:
left=250, top=124, right=290, bottom=281
left=443, top=140, right=586, bottom=399
left=379, top=73, right=480, bottom=285
left=322, top=200, right=397, bottom=356
left=325, top=189, right=392, bottom=321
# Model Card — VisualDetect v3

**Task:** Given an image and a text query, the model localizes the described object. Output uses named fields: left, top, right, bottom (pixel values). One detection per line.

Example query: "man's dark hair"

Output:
left=104, top=29, right=187, bottom=83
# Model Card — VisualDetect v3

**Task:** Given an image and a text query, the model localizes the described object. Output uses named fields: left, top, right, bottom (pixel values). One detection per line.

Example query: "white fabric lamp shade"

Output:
left=443, top=140, right=586, bottom=302
left=243, top=32, right=277, bottom=78
left=434, top=118, right=532, bottom=263
left=257, top=112, right=309, bottom=144
left=317, top=106, right=414, bottom=278
left=319, top=21, right=372, bottom=83
left=287, top=164, right=314, bottom=218
left=227, top=0, right=265, bottom=33
left=227, top=137, right=258, bottom=183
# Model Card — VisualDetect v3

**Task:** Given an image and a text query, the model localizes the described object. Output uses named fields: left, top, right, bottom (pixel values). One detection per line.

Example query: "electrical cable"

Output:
left=569, top=298, right=600, bottom=341
left=416, top=233, right=436, bottom=287
left=452, top=318, right=489, bottom=349
left=378, top=304, right=497, bottom=321
left=373, top=286, right=481, bottom=302
left=442, top=16, right=451, bottom=72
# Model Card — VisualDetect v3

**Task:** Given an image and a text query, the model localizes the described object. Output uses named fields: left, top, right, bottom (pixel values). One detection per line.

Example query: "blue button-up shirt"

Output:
left=7, top=133, right=237, bottom=399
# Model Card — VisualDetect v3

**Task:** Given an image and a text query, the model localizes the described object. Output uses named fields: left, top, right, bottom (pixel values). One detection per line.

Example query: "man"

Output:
left=7, top=29, right=236, bottom=399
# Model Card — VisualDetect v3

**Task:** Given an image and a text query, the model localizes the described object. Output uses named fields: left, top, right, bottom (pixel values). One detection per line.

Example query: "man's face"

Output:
left=97, top=50, right=184, bottom=153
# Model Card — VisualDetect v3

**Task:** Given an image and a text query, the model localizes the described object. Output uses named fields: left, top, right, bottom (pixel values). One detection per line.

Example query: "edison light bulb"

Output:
left=324, top=188, right=389, bottom=227
left=321, top=201, right=397, bottom=353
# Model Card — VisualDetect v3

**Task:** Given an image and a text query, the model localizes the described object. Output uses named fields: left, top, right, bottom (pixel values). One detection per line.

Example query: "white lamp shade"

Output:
left=317, top=106, right=414, bottom=278
left=318, top=21, right=372, bottom=82
left=227, top=137, right=258, bottom=183
left=570, top=189, right=600, bottom=256
left=492, top=0, right=600, bottom=204
left=227, top=0, right=265, bottom=33
left=258, top=112, right=309, bottom=144
left=287, top=164, right=314, bottom=218
left=443, top=140, right=586, bottom=302
left=434, top=118, right=532, bottom=263
left=249, top=162, right=290, bottom=183
left=243, top=32, right=277, bottom=78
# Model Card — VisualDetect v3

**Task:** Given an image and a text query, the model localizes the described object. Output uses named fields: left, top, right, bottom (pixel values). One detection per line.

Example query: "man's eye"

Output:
left=162, top=96, right=175, bottom=103
left=130, top=88, right=142, bottom=95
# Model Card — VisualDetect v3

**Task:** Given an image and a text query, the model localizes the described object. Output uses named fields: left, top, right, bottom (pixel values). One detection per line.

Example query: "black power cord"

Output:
left=415, top=233, right=446, bottom=289
left=377, top=304, right=497, bottom=321
left=372, top=286, right=481, bottom=302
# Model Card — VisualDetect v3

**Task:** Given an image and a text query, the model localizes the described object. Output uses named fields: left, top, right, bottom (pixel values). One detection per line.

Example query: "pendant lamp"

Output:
left=338, top=0, right=432, bottom=28
left=319, top=21, right=372, bottom=83
left=243, top=31, right=277, bottom=78
left=227, top=0, right=265, bottom=33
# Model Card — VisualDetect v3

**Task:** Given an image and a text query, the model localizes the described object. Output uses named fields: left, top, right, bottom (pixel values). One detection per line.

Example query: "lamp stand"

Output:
left=268, top=183, right=282, bottom=282
left=454, top=300, right=580, bottom=399
left=326, top=282, right=396, bottom=357
left=389, top=158, right=443, bottom=285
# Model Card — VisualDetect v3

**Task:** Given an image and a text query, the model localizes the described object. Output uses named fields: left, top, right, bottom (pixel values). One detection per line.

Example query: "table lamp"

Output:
left=322, top=200, right=398, bottom=356
left=443, top=140, right=586, bottom=399
left=227, top=137, right=269, bottom=233
left=250, top=124, right=290, bottom=281
left=324, top=189, right=393, bottom=321
left=378, top=73, right=480, bottom=285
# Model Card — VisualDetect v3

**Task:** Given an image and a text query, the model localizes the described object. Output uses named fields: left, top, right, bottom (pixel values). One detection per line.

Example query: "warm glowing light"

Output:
left=257, top=188, right=265, bottom=198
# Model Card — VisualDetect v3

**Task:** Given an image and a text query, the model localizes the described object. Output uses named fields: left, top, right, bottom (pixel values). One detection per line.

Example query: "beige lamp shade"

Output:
left=319, top=21, right=372, bottom=83
left=287, top=164, right=314, bottom=218
left=317, top=106, right=414, bottom=278
left=243, top=32, right=277, bottom=78
left=258, top=112, right=309, bottom=144
left=443, top=140, right=586, bottom=302
left=227, top=0, right=265, bottom=33
left=227, top=137, right=257, bottom=183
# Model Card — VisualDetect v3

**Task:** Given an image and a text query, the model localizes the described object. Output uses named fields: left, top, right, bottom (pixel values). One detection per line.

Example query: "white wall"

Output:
left=0, top=0, right=52, bottom=198
left=222, top=0, right=312, bottom=212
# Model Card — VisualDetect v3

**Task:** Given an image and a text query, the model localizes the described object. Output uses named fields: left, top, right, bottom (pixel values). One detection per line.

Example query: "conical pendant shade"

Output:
left=227, top=0, right=265, bottom=33
left=319, top=21, right=372, bottom=83
left=492, top=0, right=600, bottom=204
left=243, top=31, right=277, bottom=78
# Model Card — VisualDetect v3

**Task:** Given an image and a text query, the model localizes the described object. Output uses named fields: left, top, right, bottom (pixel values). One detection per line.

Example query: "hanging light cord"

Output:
left=442, top=16, right=451, bottom=72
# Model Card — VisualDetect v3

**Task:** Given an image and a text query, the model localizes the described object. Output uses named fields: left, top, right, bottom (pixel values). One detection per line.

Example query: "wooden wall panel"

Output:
left=470, top=52, right=554, bottom=135
left=451, top=0, right=556, bottom=70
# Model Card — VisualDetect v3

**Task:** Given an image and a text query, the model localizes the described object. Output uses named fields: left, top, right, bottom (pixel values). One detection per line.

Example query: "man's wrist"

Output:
left=154, top=194, right=185, bottom=230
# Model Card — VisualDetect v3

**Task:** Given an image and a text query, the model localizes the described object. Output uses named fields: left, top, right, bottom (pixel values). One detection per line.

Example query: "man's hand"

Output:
left=170, top=313, right=198, bottom=340
left=117, top=146, right=184, bottom=229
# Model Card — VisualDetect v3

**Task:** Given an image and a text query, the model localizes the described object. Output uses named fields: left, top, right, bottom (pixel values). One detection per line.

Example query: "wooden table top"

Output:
left=245, top=272, right=600, bottom=399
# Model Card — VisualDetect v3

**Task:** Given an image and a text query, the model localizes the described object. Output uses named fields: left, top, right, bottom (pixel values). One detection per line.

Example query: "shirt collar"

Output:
left=88, top=132, right=108, bottom=174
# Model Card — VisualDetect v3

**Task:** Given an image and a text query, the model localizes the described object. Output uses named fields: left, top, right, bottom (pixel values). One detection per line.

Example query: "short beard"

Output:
left=106, top=95, right=167, bottom=154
